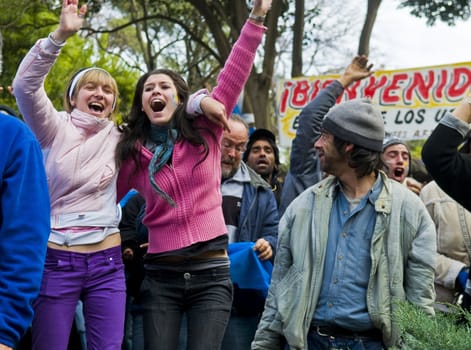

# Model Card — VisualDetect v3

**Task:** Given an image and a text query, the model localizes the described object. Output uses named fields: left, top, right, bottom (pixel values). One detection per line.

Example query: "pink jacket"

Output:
left=13, top=39, right=121, bottom=230
left=117, top=20, right=266, bottom=254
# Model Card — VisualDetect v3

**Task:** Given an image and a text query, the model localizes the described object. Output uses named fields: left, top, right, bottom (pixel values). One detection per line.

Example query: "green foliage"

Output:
left=406, top=139, right=425, bottom=160
left=392, top=301, right=471, bottom=350
left=399, top=0, right=471, bottom=26
left=0, top=0, right=59, bottom=111
left=105, top=0, right=221, bottom=87
left=0, top=0, right=139, bottom=119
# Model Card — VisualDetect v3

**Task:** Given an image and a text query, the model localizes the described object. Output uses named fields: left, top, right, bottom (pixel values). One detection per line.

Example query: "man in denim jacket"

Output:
left=252, top=98, right=436, bottom=350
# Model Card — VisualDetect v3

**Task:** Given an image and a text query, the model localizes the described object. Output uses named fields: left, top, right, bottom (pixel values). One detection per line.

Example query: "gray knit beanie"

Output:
left=382, top=136, right=409, bottom=154
left=322, top=98, right=384, bottom=152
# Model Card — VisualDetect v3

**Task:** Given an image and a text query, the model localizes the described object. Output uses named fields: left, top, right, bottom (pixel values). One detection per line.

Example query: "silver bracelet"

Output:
left=249, top=13, right=266, bottom=23
left=48, top=32, right=66, bottom=47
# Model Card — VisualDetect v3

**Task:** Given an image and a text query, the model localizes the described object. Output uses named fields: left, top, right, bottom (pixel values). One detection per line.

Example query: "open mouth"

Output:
left=151, top=99, right=166, bottom=112
left=88, top=102, right=104, bottom=113
left=257, top=159, right=269, bottom=166
left=394, top=168, right=404, bottom=177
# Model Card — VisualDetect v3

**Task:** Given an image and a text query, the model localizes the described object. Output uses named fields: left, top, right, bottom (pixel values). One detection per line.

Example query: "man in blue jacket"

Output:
left=220, top=114, right=279, bottom=350
left=0, top=112, right=50, bottom=349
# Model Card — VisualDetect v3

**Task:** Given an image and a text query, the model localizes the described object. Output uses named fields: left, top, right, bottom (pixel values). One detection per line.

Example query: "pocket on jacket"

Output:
left=275, top=265, right=303, bottom=318
left=98, top=164, right=115, bottom=190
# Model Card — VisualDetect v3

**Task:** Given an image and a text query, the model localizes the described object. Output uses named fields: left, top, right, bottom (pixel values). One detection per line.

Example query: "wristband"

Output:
left=249, top=13, right=266, bottom=23
left=48, top=32, right=66, bottom=47
left=186, top=90, right=208, bottom=117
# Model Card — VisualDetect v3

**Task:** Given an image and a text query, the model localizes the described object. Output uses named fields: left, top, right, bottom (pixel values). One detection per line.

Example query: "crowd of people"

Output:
left=2, top=0, right=471, bottom=349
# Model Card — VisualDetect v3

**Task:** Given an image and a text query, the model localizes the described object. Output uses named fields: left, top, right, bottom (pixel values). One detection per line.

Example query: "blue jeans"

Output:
left=221, top=314, right=260, bottom=350
left=32, top=247, right=126, bottom=350
left=141, top=266, right=233, bottom=350
left=307, top=328, right=384, bottom=350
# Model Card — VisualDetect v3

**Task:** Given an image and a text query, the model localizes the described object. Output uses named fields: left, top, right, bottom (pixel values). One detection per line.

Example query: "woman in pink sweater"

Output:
left=115, top=1, right=272, bottom=348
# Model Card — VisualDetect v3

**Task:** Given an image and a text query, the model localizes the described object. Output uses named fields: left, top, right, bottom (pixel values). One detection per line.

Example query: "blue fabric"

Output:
left=120, top=189, right=138, bottom=207
left=228, top=242, right=273, bottom=295
left=237, top=164, right=279, bottom=255
left=0, top=113, right=50, bottom=347
left=314, top=177, right=382, bottom=331
left=458, top=268, right=469, bottom=290
left=148, top=125, right=177, bottom=206
left=279, top=80, right=345, bottom=216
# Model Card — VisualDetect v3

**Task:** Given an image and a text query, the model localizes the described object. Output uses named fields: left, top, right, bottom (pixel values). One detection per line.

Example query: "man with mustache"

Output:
left=220, top=114, right=279, bottom=349
left=252, top=98, right=436, bottom=350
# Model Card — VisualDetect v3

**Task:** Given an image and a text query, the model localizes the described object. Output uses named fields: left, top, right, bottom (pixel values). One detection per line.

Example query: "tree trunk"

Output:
left=292, top=0, right=304, bottom=78
left=358, top=0, right=382, bottom=55
left=186, top=0, right=281, bottom=129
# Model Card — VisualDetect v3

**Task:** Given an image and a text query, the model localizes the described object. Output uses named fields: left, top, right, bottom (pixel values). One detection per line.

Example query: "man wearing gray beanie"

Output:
left=253, top=97, right=436, bottom=349
left=321, top=98, right=384, bottom=152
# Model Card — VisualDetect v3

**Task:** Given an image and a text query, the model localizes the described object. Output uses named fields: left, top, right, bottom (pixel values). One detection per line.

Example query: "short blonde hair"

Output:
left=63, top=68, right=119, bottom=116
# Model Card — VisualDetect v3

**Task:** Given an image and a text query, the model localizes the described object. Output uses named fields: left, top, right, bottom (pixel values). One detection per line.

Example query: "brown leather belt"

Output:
left=312, top=324, right=383, bottom=340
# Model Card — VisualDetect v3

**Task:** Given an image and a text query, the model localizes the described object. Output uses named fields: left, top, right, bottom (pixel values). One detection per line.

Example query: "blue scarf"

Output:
left=148, top=125, right=177, bottom=207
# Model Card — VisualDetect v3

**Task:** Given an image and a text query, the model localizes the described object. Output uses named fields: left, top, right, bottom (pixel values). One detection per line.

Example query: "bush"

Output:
left=392, top=301, right=471, bottom=350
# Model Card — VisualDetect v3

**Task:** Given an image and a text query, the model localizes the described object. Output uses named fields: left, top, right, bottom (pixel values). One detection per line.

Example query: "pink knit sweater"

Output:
left=117, top=20, right=266, bottom=254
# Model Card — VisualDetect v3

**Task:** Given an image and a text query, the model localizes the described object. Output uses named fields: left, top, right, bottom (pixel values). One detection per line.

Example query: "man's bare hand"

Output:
left=253, top=238, right=273, bottom=261
left=338, top=55, right=374, bottom=88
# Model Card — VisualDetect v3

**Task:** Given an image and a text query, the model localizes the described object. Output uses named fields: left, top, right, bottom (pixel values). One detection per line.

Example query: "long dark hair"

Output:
left=333, top=136, right=382, bottom=178
left=116, top=68, right=210, bottom=169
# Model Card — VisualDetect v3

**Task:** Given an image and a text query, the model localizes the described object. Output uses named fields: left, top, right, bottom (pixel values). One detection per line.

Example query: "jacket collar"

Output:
left=70, top=108, right=113, bottom=135
left=312, top=170, right=392, bottom=214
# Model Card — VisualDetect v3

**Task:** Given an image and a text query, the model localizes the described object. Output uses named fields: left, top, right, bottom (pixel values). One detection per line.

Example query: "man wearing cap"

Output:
left=279, top=55, right=375, bottom=216
left=243, top=128, right=284, bottom=208
left=219, top=114, right=279, bottom=350
left=381, top=136, right=423, bottom=195
left=252, top=99, right=436, bottom=350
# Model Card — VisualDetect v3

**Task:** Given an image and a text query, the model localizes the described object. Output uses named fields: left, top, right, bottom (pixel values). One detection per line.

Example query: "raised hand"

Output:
left=339, top=55, right=375, bottom=87
left=251, top=0, right=272, bottom=16
left=52, top=0, right=88, bottom=43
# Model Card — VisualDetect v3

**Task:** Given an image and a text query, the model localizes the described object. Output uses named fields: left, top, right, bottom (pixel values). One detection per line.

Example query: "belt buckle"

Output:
left=316, top=325, right=335, bottom=339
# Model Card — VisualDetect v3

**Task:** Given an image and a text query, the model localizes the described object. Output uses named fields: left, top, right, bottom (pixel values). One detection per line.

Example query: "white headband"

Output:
left=68, top=67, right=117, bottom=110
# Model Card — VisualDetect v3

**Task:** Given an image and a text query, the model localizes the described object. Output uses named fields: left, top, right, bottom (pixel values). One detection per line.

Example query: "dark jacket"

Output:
left=237, top=163, right=279, bottom=254
left=119, top=193, right=147, bottom=299
left=231, top=163, right=279, bottom=315
left=279, top=80, right=345, bottom=215
left=422, top=113, right=471, bottom=211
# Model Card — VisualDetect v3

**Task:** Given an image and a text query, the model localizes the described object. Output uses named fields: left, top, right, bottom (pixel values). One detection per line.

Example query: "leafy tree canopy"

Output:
left=400, top=0, right=471, bottom=26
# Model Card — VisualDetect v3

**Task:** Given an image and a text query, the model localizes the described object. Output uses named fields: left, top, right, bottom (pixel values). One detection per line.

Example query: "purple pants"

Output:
left=32, top=246, right=126, bottom=350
